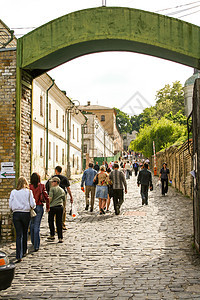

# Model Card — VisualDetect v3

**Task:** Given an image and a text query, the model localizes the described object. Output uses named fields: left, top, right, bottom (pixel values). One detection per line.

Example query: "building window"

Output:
left=62, top=115, right=65, bottom=132
left=77, top=156, right=79, bottom=170
left=56, top=110, right=58, bottom=128
left=77, top=128, right=79, bottom=142
left=56, top=145, right=58, bottom=162
left=83, top=145, right=87, bottom=153
left=72, top=154, right=75, bottom=168
left=49, top=103, right=51, bottom=122
left=72, top=124, right=75, bottom=139
left=83, top=125, right=87, bottom=134
left=101, top=115, right=105, bottom=121
left=40, top=138, right=43, bottom=157
left=62, top=149, right=64, bottom=165
left=49, top=142, right=51, bottom=160
left=40, top=96, right=43, bottom=117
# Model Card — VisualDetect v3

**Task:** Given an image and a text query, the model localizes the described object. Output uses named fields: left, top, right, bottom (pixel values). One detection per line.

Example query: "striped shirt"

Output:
left=109, top=170, right=127, bottom=190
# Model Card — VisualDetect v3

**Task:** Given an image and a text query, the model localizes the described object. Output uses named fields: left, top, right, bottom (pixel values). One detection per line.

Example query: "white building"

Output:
left=83, top=112, right=114, bottom=159
left=32, top=73, right=85, bottom=178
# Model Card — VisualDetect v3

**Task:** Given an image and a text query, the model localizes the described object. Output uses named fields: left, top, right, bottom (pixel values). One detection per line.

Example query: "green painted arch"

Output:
left=17, top=6, right=200, bottom=77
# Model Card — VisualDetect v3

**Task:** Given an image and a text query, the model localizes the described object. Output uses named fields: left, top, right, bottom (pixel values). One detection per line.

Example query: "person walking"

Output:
left=133, top=160, right=139, bottom=176
left=109, top=163, right=127, bottom=215
left=29, top=173, right=50, bottom=252
left=125, top=160, right=131, bottom=179
left=94, top=165, right=109, bottom=215
left=46, top=166, right=73, bottom=230
left=106, top=167, right=113, bottom=212
left=9, top=176, right=36, bottom=262
left=159, top=163, right=170, bottom=196
left=94, top=161, right=100, bottom=172
left=48, top=177, right=65, bottom=243
left=81, top=163, right=97, bottom=212
left=137, top=163, right=153, bottom=205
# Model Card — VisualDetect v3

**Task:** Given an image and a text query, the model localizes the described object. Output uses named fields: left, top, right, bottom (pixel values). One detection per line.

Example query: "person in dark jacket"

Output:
left=159, top=163, right=170, bottom=196
left=94, top=161, right=100, bottom=172
left=137, top=163, right=152, bottom=205
left=133, top=161, right=139, bottom=176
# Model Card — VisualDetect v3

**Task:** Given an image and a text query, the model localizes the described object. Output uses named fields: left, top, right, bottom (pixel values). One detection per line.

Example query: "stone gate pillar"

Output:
left=192, top=78, right=200, bottom=251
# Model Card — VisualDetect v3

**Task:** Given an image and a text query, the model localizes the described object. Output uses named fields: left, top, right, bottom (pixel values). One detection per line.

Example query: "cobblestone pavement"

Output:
left=1, top=176, right=200, bottom=299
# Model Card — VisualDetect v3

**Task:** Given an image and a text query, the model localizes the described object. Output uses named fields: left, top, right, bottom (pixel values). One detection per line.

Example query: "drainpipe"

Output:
left=81, top=113, right=88, bottom=171
left=45, top=79, right=55, bottom=178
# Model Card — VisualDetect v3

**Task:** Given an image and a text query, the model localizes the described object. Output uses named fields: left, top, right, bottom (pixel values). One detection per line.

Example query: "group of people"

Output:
left=81, top=162, right=127, bottom=216
left=9, top=166, right=73, bottom=262
left=9, top=159, right=171, bottom=263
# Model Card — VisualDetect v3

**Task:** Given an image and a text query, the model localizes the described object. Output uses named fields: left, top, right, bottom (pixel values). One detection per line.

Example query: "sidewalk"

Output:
left=1, top=175, right=200, bottom=299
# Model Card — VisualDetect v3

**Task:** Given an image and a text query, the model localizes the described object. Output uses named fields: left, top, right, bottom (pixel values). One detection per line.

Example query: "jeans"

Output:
left=161, top=179, right=168, bottom=195
left=126, top=170, right=130, bottom=179
left=13, top=212, right=30, bottom=260
left=113, top=189, right=124, bottom=215
left=48, top=205, right=63, bottom=239
left=141, top=185, right=149, bottom=204
left=30, top=205, right=44, bottom=250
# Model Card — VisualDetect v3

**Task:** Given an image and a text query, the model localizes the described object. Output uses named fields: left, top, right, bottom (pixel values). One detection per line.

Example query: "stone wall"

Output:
left=0, top=49, right=17, bottom=241
left=21, top=72, right=32, bottom=180
left=152, top=140, right=193, bottom=198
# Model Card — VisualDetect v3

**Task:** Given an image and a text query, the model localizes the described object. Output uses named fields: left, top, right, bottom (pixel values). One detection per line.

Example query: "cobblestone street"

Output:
left=1, top=176, right=200, bottom=299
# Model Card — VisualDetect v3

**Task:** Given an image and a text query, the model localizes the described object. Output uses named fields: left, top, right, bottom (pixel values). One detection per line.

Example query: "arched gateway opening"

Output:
left=4, top=6, right=200, bottom=245
left=16, top=6, right=200, bottom=177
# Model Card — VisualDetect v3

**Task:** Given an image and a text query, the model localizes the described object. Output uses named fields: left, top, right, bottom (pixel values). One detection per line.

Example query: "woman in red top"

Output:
left=29, top=173, right=49, bottom=251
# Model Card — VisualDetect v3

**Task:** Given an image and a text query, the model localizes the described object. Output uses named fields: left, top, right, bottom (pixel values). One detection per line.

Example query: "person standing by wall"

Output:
left=9, top=177, right=36, bottom=262
left=137, top=163, right=152, bottom=205
left=29, top=173, right=49, bottom=252
left=48, top=177, right=65, bottom=243
left=109, top=163, right=127, bottom=215
left=81, top=163, right=97, bottom=212
left=46, top=166, right=73, bottom=230
left=159, top=163, right=170, bottom=196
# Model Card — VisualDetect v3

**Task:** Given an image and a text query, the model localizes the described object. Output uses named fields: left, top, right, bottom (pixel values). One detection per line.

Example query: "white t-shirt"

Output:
left=9, top=188, right=36, bottom=212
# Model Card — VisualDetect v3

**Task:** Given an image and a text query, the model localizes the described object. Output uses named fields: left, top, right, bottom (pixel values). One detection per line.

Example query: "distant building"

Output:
left=79, top=102, right=123, bottom=154
left=83, top=112, right=114, bottom=160
left=32, top=73, right=85, bottom=178
left=184, top=69, right=200, bottom=116
left=123, top=130, right=138, bottom=151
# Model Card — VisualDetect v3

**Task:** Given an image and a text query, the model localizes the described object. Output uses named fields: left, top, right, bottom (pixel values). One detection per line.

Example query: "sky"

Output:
left=1, top=0, right=200, bottom=115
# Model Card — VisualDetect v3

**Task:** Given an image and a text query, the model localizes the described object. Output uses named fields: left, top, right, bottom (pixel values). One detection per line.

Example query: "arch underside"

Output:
left=17, top=7, right=200, bottom=78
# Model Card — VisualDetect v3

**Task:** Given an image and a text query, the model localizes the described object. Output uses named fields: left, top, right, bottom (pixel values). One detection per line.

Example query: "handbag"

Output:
left=93, top=174, right=98, bottom=186
left=29, top=190, right=37, bottom=218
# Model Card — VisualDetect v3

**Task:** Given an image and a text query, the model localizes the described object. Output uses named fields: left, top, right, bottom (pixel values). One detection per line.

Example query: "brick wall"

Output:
left=0, top=49, right=16, bottom=241
left=21, top=72, right=32, bottom=180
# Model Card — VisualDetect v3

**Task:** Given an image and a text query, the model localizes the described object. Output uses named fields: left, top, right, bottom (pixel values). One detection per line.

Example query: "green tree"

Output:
left=130, top=118, right=187, bottom=157
left=155, top=81, right=185, bottom=116
left=114, top=108, right=132, bottom=134
left=164, top=110, right=188, bottom=126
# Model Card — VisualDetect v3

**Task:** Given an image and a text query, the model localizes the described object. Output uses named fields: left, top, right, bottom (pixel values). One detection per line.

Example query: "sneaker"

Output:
left=100, top=208, right=105, bottom=214
left=62, top=225, right=67, bottom=230
left=47, top=235, right=55, bottom=240
left=85, top=205, right=89, bottom=211
left=58, top=239, right=63, bottom=243
left=90, top=208, right=93, bottom=212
